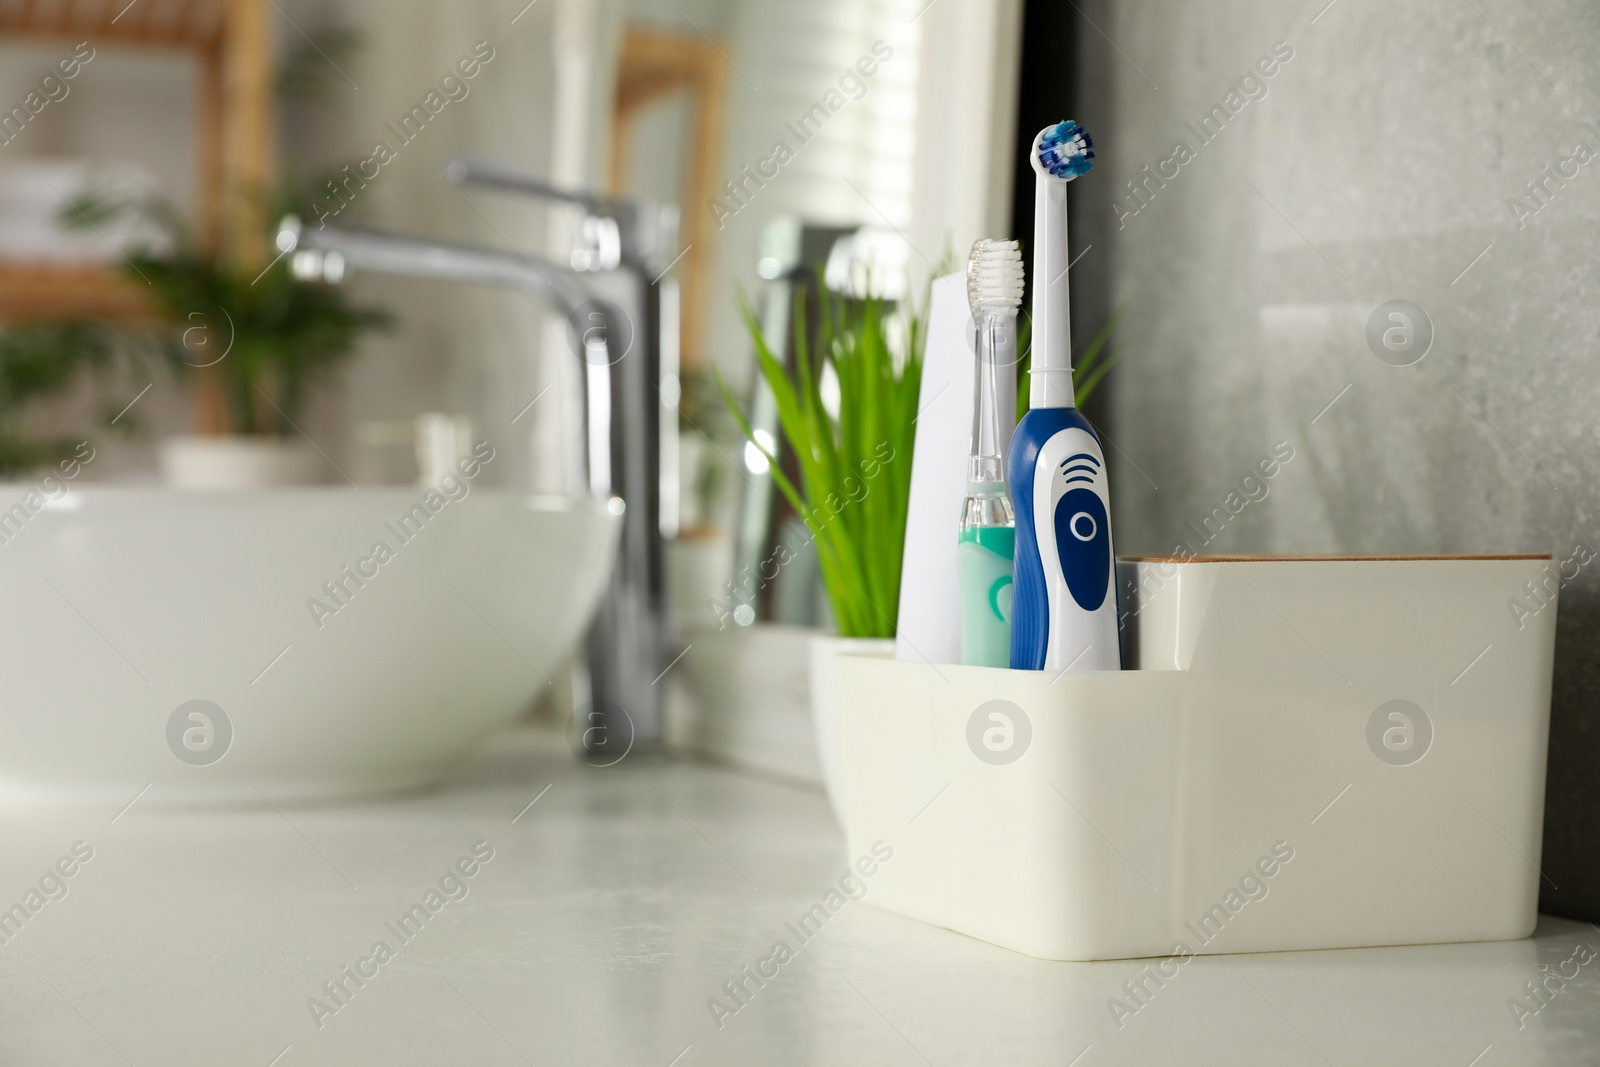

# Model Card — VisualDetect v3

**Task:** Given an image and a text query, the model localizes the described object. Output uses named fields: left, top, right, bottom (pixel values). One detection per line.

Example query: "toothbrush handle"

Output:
left=1008, top=408, right=1120, bottom=672
left=958, top=527, right=1015, bottom=667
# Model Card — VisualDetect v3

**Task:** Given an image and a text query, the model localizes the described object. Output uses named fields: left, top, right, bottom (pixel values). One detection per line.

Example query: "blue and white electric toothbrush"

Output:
left=1008, top=120, right=1120, bottom=673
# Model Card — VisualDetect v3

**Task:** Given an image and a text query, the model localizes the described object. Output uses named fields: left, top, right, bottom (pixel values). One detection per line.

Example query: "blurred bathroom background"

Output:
left=1, top=0, right=1596, bottom=919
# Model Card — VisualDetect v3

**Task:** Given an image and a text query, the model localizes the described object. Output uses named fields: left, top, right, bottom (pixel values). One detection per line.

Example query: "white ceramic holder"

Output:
left=835, top=556, right=1556, bottom=961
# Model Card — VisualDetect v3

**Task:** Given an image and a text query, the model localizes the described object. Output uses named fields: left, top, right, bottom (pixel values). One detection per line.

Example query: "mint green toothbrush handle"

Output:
left=958, top=531, right=1014, bottom=667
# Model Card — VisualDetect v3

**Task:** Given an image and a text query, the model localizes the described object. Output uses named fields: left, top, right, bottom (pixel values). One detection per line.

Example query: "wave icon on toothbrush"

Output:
left=1061, top=452, right=1100, bottom=485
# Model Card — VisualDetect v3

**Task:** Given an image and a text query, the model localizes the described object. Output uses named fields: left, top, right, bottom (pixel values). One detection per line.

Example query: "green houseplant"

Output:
left=57, top=184, right=388, bottom=486
left=718, top=281, right=925, bottom=639
left=130, top=210, right=386, bottom=438
left=0, top=321, right=119, bottom=478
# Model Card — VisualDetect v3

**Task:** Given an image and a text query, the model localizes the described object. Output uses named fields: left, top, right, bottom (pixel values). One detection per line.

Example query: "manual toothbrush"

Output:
left=1008, top=120, right=1120, bottom=673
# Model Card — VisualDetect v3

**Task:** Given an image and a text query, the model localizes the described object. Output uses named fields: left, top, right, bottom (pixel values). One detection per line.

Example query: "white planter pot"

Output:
left=808, top=633, right=895, bottom=824
left=160, top=435, right=324, bottom=490
left=666, top=622, right=818, bottom=783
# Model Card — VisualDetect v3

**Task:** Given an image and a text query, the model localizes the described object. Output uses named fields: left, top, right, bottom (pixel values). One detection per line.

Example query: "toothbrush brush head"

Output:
left=966, top=238, right=1024, bottom=317
left=1032, top=120, right=1095, bottom=181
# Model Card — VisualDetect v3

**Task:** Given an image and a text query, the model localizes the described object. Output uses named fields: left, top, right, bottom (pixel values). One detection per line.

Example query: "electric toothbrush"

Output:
left=1008, top=120, right=1120, bottom=673
left=959, top=239, right=1022, bottom=667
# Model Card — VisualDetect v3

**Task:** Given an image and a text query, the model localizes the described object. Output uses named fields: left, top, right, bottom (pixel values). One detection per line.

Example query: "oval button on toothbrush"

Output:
left=959, top=238, right=1023, bottom=667
left=1008, top=120, right=1120, bottom=673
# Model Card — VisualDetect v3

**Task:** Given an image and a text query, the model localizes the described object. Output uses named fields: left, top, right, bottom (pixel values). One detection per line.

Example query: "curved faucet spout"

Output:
left=274, top=213, right=623, bottom=496
left=272, top=212, right=667, bottom=757
left=276, top=215, right=590, bottom=318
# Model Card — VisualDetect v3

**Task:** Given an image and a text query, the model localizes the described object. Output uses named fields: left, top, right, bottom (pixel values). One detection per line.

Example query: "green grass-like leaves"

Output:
left=717, top=280, right=1127, bottom=638
left=717, top=282, right=925, bottom=638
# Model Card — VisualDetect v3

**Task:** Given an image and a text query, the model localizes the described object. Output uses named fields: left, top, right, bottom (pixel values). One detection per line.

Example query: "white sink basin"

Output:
left=0, top=488, right=619, bottom=803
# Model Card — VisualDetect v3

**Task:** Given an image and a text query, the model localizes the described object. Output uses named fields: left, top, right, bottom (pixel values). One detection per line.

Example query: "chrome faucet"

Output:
left=275, top=164, right=674, bottom=759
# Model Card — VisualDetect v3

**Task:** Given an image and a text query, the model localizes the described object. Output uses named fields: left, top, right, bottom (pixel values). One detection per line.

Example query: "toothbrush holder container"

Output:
left=834, top=556, right=1556, bottom=961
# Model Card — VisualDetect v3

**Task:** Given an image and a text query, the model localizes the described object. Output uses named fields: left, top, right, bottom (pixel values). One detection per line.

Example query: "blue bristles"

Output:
left=1037, top=120, right=1095, bottom=180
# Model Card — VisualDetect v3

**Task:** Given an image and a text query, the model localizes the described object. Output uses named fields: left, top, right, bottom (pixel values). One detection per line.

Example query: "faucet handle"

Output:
left=570, top=215, right=622, bottom=272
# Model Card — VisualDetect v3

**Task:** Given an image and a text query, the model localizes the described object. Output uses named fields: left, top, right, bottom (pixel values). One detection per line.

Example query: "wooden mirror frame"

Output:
left=609, top=23, right=726, bottom=371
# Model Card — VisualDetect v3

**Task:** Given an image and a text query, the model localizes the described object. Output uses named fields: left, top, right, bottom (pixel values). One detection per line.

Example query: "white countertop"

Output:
left=1, top=728, right=1595, bottom=1066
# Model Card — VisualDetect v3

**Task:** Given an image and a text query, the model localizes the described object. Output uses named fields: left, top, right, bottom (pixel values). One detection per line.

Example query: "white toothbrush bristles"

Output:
left=967, top=238, right=1024, bottom=318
